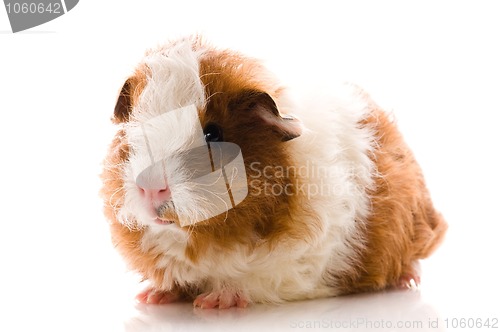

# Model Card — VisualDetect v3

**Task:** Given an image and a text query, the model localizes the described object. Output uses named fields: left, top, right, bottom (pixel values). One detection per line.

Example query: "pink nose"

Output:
left=138, top=185, right=172, bottom=203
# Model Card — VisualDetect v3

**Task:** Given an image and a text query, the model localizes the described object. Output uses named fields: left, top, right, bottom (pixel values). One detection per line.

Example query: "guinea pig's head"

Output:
left=103, top=37, right=303, bottom=246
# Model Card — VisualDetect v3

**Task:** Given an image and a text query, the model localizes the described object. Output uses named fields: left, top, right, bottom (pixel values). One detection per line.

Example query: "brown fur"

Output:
left=334, top=107, right=447, bottom=293
left=181, top=47, right=322, bottom=262
left=113, top=66, right=148, bottom=124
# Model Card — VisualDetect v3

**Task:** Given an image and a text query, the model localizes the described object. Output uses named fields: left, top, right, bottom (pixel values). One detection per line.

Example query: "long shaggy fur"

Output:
left=100, top=36, right=447, bottom=306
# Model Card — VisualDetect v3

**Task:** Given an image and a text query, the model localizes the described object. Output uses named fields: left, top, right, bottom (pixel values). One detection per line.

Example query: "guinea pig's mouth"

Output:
left=154, top=218, right=175, bottom=225
left=154, top=202, right=178, bottom=225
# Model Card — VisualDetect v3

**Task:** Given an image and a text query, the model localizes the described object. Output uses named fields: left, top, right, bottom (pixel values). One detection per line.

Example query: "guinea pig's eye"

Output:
left=203, top=123, right=223, bottom=142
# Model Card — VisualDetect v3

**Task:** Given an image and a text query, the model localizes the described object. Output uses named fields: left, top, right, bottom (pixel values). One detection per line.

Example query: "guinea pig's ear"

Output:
left=234, top=90, right=303, bottom=141
left=113, top=79, right=133, bottom=123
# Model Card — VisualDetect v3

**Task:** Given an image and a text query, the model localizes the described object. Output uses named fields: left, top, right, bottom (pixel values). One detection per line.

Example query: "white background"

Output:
left=1, top=1, right=499, bottom=331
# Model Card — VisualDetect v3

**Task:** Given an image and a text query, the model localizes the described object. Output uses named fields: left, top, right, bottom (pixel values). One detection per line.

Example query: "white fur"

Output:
left=119, top=40, right=376, bottom=303
left=119, top=42, right=209, bottom=228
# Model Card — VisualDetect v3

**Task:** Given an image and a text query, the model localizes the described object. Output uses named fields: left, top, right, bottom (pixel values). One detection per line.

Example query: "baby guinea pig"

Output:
left=101, top=36, right=447, bottom=309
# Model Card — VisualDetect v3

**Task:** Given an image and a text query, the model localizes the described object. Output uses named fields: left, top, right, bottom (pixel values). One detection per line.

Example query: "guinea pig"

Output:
left=101, top=35, right=447, bottom=309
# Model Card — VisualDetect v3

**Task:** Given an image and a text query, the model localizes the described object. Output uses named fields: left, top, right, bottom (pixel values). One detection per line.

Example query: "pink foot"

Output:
left=397, top=273, right=421, bottom=290
left=136, top=288, right=181, bottom=305
left=193, top=290, right=249, bottom=309
left=396, top=262, right=421, bottom=290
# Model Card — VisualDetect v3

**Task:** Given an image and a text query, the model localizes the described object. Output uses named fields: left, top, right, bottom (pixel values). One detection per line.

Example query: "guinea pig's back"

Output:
left=340, top=104, right=448, bottom=293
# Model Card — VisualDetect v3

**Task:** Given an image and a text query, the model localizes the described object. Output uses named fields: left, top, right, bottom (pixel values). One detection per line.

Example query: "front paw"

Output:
left=193, top=290, right=249, bottom=309
left=136, top=287, right=181, bottom=305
